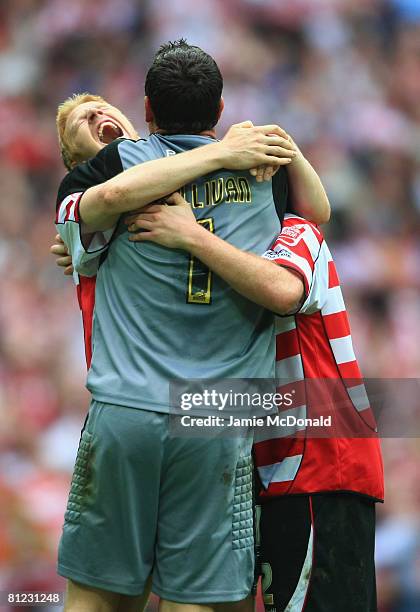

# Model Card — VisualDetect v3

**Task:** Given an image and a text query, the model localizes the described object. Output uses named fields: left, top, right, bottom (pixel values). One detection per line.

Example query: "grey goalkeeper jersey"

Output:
left=56, top=134, right=287, bottom=412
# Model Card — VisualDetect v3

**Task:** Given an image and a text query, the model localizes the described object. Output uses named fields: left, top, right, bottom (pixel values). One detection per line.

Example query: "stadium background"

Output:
left=0, top=0, right=419, bottom=610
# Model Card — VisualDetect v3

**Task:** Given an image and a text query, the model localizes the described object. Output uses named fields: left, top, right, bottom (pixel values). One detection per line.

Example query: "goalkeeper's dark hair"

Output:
left=145, top=39, right=223, bottom=134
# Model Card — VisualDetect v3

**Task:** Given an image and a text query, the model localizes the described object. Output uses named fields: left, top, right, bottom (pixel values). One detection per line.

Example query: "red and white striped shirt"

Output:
left=254, top=214, right=384, bottom=501
left=56, top=193, right=113, bottom=369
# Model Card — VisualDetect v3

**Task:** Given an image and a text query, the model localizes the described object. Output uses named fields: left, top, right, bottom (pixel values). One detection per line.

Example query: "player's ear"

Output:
left=144, top=96, right=154, bottom=123
left=217, top=97, right=224, bottom=120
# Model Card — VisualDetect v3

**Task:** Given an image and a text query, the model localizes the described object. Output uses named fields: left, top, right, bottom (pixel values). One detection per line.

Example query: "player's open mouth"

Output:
left=97, top=120, right=124, bottom=144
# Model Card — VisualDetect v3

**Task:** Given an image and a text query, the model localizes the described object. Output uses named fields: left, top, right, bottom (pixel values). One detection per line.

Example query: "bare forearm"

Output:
left=106, top=143, right=225, bottom=212
left=186, top=225, right=303, bottom=314
left=126, top=191, right=304, bottom=310
left=287, top=145, right=330, bottom=224
left=80, top=143, right=225, bottom=231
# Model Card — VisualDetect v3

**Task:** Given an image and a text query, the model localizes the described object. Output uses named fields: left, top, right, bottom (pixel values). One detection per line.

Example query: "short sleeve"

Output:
left=262, top=214, right=325, bottom=311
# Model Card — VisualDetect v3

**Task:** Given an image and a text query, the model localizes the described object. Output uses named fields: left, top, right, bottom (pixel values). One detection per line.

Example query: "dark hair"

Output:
left=145, top=39, right=223, bottom=134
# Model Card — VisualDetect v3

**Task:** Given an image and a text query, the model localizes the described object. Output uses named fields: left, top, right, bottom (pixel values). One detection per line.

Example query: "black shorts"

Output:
left=256, top=493, right=377, bottom=612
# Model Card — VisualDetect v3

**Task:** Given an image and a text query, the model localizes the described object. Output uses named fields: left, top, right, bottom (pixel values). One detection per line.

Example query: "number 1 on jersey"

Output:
left=186, top=218, right=214, bottom=305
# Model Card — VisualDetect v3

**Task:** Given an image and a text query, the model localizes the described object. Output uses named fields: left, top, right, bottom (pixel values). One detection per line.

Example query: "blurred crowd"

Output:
left=0, top=1, right=419, bottom=610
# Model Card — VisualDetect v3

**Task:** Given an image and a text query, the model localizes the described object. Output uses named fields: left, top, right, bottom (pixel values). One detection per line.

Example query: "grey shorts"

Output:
left=58, top=400, right=254, bottom=603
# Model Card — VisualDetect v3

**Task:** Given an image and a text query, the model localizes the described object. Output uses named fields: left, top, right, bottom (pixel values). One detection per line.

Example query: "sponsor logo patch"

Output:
left=275, top=248, right=292, bottom=258
left=263, top=250, right=279, bottom=260
left=280, top=224, right=306, bottom=246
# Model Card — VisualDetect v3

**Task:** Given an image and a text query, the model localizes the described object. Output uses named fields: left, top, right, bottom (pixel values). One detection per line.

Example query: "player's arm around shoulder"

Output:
left=126, top=195, right=305, bottom=316
left=78, top=123, right=297, bottom=233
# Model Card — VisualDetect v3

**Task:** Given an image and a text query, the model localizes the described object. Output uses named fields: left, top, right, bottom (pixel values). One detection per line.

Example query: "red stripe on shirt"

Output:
left=322, top=311, right=350, bottom=340
left=64, top=200, right=75, bottom=222
left=328, top=260, right=340, bottom=288
left=77, top=275, right=96, bottom=369
left=276, top=328, right=299, bottom=360
left=74, top=199, right=80, bottom=222
left=337, top=359, right=362, bottom=379
left=255, top=435, right=305, bottom=468
left=295, top=312, right=339, bottom=379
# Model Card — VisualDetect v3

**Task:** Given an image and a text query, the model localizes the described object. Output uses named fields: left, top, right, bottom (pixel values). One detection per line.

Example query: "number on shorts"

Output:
left=186, top=218, right=214, bottom=305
